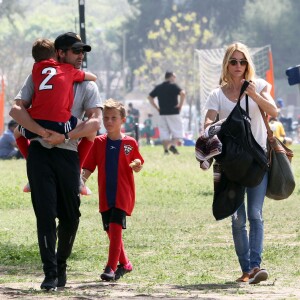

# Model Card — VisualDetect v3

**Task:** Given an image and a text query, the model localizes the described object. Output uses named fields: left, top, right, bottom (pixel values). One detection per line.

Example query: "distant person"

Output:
left=148, top=71, right=185, bottom=155
left=276, top=98, right=293, bottom=132
left=143, top=113, right=154, bottom=145
left=82, top=99, right=144, bottom=281
left=269, top=117, right=292, bottom=145
left=0, top=120, right=22, bottom=159
left=124, top=109, right=135, bottom=137
left=128, top=102, right=140, bottom=124
left=14, top=38, right=96, bottom=194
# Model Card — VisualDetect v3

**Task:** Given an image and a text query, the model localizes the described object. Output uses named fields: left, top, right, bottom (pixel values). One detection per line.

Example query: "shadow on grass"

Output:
left=174, top=282, right=238, bottom=291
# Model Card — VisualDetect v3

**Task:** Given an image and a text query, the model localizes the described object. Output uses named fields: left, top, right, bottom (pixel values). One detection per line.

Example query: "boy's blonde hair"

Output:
left=32, top=38, right=56, bottom=62
left=103, top=98, right=126, bottom=118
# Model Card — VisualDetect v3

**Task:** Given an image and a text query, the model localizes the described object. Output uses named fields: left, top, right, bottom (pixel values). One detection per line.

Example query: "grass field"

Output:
left=0, top=144, right=299, bottom=299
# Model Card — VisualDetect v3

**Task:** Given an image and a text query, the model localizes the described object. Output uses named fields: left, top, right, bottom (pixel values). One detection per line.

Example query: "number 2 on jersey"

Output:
left=39, top=67, right=56, bottom=90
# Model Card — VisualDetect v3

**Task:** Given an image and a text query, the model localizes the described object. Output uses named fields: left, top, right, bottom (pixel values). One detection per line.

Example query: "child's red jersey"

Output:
left=28, top=59, right=85, bottom=122
left=83, top=134, right=144, bottom=216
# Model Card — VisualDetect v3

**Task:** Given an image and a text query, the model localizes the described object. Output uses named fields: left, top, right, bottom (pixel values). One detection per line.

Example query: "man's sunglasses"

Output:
left=229, top=59, right=248, bottom=66
left=71, top=48, right=85, bottom=55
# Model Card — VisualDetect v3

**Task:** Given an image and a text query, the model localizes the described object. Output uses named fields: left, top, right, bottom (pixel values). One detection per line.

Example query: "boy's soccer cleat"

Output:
left=80, top=184, right=92, bottom=196
left=115, top=261, right=133, bottom=280
left=79, top=177, right=92, bottom=196
left=23, top=182, right=31, bottom=193
left=100, top=266, right=115, bottom=281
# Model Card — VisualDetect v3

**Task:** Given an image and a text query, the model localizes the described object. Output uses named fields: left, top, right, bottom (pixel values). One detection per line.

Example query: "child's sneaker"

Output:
left=115, top=261, right=133, bottom=280
left=79, top=178, right=92, bottom=196
left=23, top=182, right=31, bottom=193
left=100, top=266, right=115, bottom=281
left=80, top=184, right=92, bottom=196
left=169, top=145, right=179, bottom=155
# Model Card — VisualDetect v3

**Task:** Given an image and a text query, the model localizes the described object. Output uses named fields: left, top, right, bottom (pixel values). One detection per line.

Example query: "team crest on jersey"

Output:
left=124, top=144, right=133, bottom=155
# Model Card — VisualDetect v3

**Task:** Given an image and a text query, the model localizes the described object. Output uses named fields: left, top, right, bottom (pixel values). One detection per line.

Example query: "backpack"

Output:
left=216, top=81, right=268, bottom=187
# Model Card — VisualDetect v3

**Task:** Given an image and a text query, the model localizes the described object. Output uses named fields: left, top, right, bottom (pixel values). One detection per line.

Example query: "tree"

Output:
left=135, top=9, right=212, bottom=90
left=0, top=0, right=24, bottom=28
left=0, top=0, right=130, bottom=103
left=233, top=0, right=300, bottom=78
left=134, top=8, right=213, bottom=129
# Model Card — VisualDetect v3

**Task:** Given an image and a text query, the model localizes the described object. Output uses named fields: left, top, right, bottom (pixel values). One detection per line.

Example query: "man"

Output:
left=0, top=120, right=22, bottom=159
left=148, top=71, right=185, bottom=154
left=128, top=102, right=140, bottom=124
left=9, top=32, right=102, bottom=291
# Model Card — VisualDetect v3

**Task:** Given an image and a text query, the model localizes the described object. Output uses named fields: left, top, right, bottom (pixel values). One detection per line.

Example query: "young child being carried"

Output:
left=82, top=99, right=144, bottom=281
left=14, top=38, right=97, bottom=195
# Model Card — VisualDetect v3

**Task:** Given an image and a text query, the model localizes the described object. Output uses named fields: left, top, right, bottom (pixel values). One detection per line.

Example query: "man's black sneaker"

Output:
left=164, top=149, right=169, bottom=155
left=169, top=145, right=179, bottom=155
left=40, top=272, right=58, bottom=291
left=115, top=261, right=133, bottom=280
left=100, top=266, right=115, bottom=281
left=57, top=263, right=67, bottom=287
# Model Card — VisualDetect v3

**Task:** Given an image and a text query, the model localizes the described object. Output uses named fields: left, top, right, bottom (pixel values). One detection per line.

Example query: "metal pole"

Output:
left=78, top=0, right=87, bottom=69
left=122, top=32, right=126, bottom=97
left=134, top=123, right=139, bottom=143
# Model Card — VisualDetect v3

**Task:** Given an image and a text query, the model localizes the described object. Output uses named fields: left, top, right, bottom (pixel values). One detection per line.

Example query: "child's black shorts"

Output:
left=101, top=207, right=127, bottom=231
left=18, top=115, right=78, bottom=139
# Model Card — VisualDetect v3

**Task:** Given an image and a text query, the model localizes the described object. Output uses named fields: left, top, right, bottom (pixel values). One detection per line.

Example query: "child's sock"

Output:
left=78, top=137, right=94, bottom=169
left=119, top=240, right=129, bottom=266
left=107, top=223, right=123, bottom=271
left=16, top=136, right=30, bottom=159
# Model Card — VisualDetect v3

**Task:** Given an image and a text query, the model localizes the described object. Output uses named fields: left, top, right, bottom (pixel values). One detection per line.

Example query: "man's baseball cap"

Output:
left=54, top=32, right=91, bottom=52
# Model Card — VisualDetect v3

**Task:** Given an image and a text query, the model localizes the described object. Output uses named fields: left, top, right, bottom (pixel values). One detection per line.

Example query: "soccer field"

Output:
left=0, top=145, right=299, bottom=299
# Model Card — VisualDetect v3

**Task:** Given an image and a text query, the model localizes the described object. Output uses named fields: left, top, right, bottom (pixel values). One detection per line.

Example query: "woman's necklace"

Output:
left=223, top=86, right=242, bottom=102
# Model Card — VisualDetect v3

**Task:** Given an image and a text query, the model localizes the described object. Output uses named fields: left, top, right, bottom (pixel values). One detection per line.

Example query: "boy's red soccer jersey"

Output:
left=83, top=134, right=144, bottom=216
left=28, top=59, right=85, bottom=122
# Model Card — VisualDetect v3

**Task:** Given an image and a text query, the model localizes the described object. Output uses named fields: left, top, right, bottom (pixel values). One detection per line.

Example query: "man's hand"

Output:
left=43, top=130, right=65, bottom=145
left=175, top=104, right=183, bottom=112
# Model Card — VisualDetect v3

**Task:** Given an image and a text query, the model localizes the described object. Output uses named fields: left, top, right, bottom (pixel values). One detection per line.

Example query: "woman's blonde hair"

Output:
left=220, top=42, right=256, bottom=87
left=103, top=98, right=126, bottom=118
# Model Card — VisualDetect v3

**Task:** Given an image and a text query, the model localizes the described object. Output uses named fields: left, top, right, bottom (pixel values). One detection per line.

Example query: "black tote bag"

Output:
left=216, top=81, right=269, bottom=188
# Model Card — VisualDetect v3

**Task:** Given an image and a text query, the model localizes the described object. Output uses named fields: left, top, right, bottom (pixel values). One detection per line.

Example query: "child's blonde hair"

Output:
left=103, top=98, right=126, bottom=118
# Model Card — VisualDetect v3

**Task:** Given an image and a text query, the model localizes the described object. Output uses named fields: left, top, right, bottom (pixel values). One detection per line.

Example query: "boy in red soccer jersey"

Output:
left=15, top=38, right=97, bottom=194
left=82, top=98, right=144, bottom=281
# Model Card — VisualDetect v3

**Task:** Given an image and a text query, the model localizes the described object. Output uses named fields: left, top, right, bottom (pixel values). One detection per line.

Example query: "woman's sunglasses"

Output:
left=229, top=59, right=248, bottom=66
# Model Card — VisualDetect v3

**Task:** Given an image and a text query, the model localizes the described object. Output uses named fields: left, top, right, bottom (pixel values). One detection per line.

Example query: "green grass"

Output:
left=0, top=144, right=299, bottom=296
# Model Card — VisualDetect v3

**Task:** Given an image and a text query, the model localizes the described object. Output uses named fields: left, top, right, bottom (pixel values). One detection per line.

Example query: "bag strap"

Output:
left=259, top=107, right=294, bottom=160
left=237, top=80, right=250, bottom=101
left=258, top=107, right=273, bottom=139
left=237, top=80, right=250, bottom=113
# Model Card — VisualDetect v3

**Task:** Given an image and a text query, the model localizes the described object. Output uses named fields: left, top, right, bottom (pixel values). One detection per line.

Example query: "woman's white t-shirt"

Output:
left=205, top=78, right=270, bottom=150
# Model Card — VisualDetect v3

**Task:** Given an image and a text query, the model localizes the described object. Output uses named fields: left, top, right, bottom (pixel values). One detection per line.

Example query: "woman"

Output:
left=204, top=42, right=278, bottom=284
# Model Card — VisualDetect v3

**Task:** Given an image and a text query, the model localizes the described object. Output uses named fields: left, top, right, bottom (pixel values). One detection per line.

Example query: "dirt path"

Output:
left=1, top=280, right=300, bottom=299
